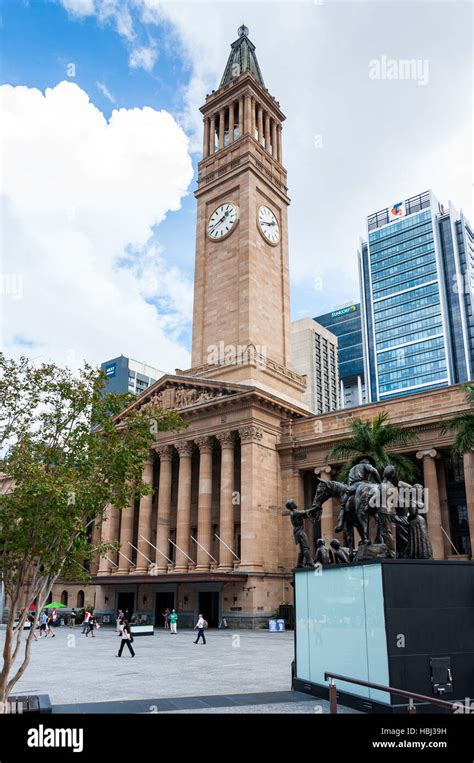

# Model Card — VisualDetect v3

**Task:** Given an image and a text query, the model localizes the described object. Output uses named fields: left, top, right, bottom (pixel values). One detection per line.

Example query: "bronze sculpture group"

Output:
left=286, top=456, right=433, bottom=568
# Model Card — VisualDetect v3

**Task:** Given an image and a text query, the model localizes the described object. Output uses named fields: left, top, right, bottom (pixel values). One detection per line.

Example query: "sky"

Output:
left=1, top=0, right=472, bottom=373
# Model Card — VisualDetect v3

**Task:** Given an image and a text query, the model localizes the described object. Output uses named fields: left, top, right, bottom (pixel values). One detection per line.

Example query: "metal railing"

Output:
left=324, top=671, right=460, bottom=714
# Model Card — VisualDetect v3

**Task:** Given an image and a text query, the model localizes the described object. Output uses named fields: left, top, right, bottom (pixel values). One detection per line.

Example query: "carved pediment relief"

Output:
left=139, top=381, right=234, bottom=412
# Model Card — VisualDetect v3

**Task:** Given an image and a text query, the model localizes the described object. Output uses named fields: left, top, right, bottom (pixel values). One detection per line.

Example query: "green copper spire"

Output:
left=220, top=25, right=265, bottom=88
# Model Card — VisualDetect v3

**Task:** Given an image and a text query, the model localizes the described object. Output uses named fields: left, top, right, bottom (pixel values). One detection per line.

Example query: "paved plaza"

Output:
left=0, top=625, right=356, bottom=713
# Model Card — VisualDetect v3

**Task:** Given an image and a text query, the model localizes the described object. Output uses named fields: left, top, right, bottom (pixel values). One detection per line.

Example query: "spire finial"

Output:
left=238, top=24, right=249, bottom=38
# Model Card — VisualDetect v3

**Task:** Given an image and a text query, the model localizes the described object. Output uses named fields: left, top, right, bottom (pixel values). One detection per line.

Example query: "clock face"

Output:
left=207, top=203, right=239, bottom=240
left=258, top=205, right=280, bottom=245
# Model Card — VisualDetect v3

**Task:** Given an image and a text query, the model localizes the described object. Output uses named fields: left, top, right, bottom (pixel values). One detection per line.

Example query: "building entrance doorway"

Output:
left=155, top=592, right=175, bottom=627
left=198, top=591, right=219, bottom=628
left=117, top=592, right=135, bottom=619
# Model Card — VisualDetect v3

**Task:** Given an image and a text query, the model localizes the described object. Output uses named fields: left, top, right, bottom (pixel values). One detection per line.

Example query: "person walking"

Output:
left=116, top=621, right=135, bottom=658
left=46, top=614, right=56, bottom=638
left=86, top=612, right=97, bottom=637
left=162, top=608, right=170, bottom=630
left=39, top=610, right=48, bottom=637
left=169, top=609, right=178, bottom=634
left=81, top=609, right=90, bottom=634
left=194, top=613, right=207, bottom=645
left=69, top=608, right=76, bottom=628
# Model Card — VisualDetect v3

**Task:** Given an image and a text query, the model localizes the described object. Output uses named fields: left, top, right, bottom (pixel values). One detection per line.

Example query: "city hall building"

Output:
left=52, top=29, right=474, bottom=628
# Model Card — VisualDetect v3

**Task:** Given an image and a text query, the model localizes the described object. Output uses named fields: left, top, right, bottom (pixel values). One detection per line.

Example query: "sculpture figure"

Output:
left=314, top=538, right=331, bottom=566
left=329, top=539, right=352, bottom=564
left=407, top=486, right=433, bottom=559
left=335, top=456, right=381, bottom=533
left=285, top=499, right=316, bottom=568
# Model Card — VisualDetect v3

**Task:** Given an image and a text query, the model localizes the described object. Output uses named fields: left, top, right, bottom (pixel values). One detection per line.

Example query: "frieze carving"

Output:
left=238, top=425, right=264, bottom=443
left=141, top=384, right=231, bottom=412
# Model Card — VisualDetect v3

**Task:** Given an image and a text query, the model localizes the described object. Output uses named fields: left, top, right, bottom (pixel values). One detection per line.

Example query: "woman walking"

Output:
left=116, top=621, right=135, bottom=658
left=86, top=612, right=97, bottom=637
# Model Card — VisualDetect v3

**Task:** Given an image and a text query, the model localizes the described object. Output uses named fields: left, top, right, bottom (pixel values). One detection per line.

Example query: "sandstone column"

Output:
left=463, top=449, right=474, bottom=554
left=277, top=124, right=282, bottom=162
left=314, top=466, right=339, bottom=543
left=117, top=496, right=135, bottom=573
left=216, top=431, right=236, bottom=571
left=257, top=105, right=263, bottom=145
left=228, top=101, right=234, bottom=144
left=175, top=441, right=193, bottom=572
left=238, top=96, right=244, bottom=139
left=155, top=445, right=173, bottom=572
left=134, top=458, right=154, bottom=574
left=203, top=118, right=209, bottom=158
left=264, top=112, right=270, bottom=151
left=209, top=114, right=216, bottom=154
left=239, top=425, right=264, bottom=572
left=195, top=436, right=214, bottom=571
left=416, top=449, right=444, bottom=559
left=271, top=119, right=277, bottom=158
left=218, top=108, right=225, bottom=149
left=244, top=92, right=251, bottom=135
left=98, top=504, right=113, bottom=576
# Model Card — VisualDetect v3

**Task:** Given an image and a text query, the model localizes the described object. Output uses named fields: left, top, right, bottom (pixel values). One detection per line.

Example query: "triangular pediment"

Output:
left=120, top=374, right=252, bottom=417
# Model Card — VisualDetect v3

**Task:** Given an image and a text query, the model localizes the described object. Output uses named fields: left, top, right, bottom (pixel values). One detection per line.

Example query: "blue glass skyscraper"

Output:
left=359, top=190, right=474, bottom=402
left=315, top=303, right=366, bottom=407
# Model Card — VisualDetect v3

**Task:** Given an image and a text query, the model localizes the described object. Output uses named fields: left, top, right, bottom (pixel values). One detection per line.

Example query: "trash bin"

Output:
left=276, top=619, right=286, bottom=632
left=268, top=619, right=277, bottom=632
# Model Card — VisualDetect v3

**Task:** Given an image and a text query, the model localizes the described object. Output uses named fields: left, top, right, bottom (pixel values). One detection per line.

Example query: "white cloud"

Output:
left=60, top=0, right=95, bottom=18
left=96, top=81, right=115, bottom=103
left=129, top=45, right=158, bottom=72
left=1, top=81, right=194, bottom=371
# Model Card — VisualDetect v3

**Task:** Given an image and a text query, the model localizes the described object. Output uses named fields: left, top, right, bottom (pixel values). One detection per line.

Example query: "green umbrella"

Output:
left=43, top=602, right=67, bottom=609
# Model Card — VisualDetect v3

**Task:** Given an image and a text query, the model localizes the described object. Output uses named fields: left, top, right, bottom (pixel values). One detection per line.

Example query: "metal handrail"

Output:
left=324, top=671, right=459, bottom=714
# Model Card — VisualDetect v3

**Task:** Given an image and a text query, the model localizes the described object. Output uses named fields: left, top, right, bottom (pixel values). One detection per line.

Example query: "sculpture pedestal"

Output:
left=293, top=559, right=474, bottom=712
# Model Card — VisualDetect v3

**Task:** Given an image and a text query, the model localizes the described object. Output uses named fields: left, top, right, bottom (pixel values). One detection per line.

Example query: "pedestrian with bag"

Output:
left=116, top=620, right=135, bottom=658
left=194, top=613, right=207, bottom=645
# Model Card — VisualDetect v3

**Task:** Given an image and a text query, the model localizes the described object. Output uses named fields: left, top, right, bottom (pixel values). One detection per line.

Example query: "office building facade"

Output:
left=101, top=355, right=163, bottom=397
left=315, top=303, right=366, bottom=408
left=291, top=318, right=339, bottom=413
left=359, top=190, right=474, bottom=402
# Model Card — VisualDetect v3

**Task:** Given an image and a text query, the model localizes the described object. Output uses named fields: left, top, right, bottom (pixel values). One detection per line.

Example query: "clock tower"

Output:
left=187, top=25, right=306, bottom=406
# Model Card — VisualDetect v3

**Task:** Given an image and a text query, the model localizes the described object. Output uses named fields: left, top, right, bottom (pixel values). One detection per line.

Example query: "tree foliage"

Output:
left=440, top=384, right=474, bottom=456
left=0, top=354, right=184, bottom=711
left=329, top=411, right=418, bottom=483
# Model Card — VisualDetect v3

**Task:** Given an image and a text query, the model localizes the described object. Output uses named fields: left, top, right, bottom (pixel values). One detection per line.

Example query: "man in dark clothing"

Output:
left=285, top=499, right=316, bottom=569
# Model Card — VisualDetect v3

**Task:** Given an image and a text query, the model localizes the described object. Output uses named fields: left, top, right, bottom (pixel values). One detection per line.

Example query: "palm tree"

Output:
left=329, top=411, right=418, bottom=483
left=440, top=383, right=474, bottom=456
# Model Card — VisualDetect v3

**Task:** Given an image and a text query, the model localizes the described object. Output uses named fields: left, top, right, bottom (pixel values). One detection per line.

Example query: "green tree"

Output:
left=0, top=354, right=184, bottom=712
left=329, top=411, right=418, bottom=483
left=440, top=383, right=474, bottom=456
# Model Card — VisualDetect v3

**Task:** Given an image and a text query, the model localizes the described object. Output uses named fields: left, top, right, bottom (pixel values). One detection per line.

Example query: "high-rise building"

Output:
left=101, top=355, right=164, bottom=397
left=291, top=318, right=339, bottom=413
left=315, top=303, right=366, bottom=408
left=359, top=190, right=474, bottom=402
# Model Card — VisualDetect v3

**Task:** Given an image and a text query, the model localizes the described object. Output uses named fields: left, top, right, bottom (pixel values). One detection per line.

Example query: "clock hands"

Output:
left=209, top=208, right=232, bottom=234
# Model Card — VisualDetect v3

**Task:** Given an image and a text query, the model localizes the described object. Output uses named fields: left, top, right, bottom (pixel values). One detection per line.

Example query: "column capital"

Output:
left=416, top=448, right=438, bottom=460
left=175, top=440, right=194, bottom=458
left=314, top=465, right=334, bottom=478
left=155, top=444, right=173, bottom=461
left=216, top=430, right=236, bottom=449
left=195, top=435, right=214, bottom=454
left=239, top=425, right=263, bottom=444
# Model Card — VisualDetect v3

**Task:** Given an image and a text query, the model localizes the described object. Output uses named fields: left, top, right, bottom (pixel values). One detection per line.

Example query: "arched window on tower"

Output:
left=77, top=590, right=85, bottom=608
left=61, top=590, right=68, bottom=606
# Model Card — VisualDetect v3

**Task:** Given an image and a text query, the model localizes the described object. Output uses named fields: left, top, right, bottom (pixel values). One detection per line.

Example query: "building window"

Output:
left=61, top=590, right=68, bottom=606
left=77, top=590, right=85, bottom=608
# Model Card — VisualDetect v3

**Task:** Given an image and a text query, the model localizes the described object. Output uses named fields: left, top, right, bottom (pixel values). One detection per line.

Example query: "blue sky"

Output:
left=1, top=0, right=472, bottom=371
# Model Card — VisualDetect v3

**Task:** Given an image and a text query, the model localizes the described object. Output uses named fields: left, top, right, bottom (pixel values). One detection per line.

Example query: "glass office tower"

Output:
left=315, top=303, right=366, bottom=408
left=359, top=190, right=474, bottom=402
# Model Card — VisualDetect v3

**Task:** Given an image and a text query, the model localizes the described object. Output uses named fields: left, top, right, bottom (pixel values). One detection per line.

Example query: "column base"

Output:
left=131, top=567, right=148, bottom=575
left=194, top=564, right=210, bottom=573
left=218, top=564, right=233, bottom=572
left=173, top=565, right=188, bottom=573
left=115, top=568, right=131, bottom=575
